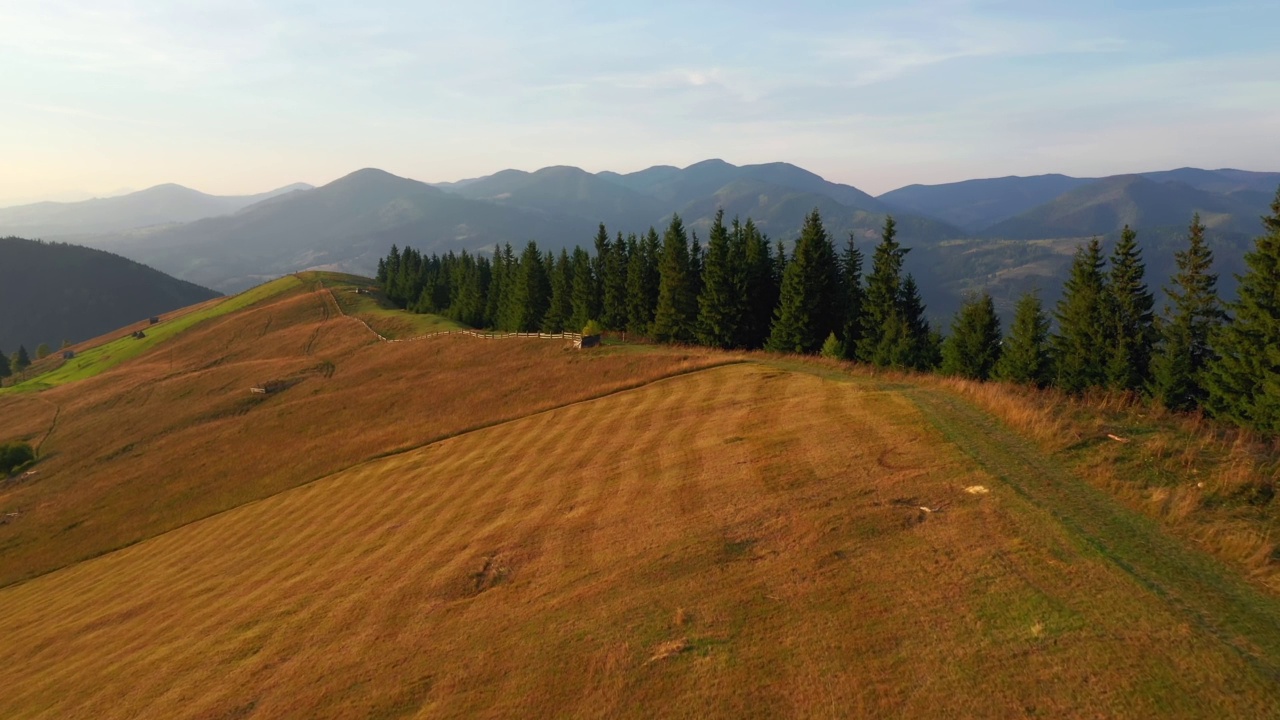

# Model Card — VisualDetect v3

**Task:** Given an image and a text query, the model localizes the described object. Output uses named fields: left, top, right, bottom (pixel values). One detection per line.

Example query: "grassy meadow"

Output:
left=2, top=272, right=1280, bottom=717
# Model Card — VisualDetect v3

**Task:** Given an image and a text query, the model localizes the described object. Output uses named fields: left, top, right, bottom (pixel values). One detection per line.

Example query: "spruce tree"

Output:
left=696, top=210, right=746, bottom=349
left=1105, top=225, right=1157, bottom=392
left=1205, top=188, right=1280, bottom=430
left=688, top=231, right=704, bottom=302
left=994, top=292, right=1052, bottom=386
left=767, top=209, right=839, bottom=353
left=569, top=246, right=596, bottom=330
left=838, top=233, right=865, bottom=359
left=601, top=232, right=630, bottom=330
left=626, top=228, right=661, bottom=334
left=651, top=215, right=697, bottom=343
left=941, top=293, right=1002, bottom=380
left=11, top=346, right=30, bottom=376
left=508, top=241, right=550, bottom=331
left=592, top=223, right=610, bottom=315
left=1150, top=214, right=1225, bottom=411
left=857, top=216, right=908, bottom=363
left=741, top=220, right=777, bottom=349
left=0, top=349, right=10, bottom=379
left=543, top=249, right=573, bottom=333
left=898, top=274, right=936, bottom=369
left=1053, top=238, right=1110, bottom=393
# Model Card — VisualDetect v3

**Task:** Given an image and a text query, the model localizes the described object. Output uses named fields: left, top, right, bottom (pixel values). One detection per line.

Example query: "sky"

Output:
left=2, top=0, right=1278, bottom=205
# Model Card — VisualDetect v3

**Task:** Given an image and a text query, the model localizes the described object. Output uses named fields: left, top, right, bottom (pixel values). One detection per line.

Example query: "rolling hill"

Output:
left=0, top=236, right=220, bottom=353
left=2, top=274, right=1280, bottom=716
left=0, top=182, right=311, bottom=239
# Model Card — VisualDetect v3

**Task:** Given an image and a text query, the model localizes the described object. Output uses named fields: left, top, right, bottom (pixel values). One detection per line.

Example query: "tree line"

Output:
left=377, top=187, right=1280, bottom=433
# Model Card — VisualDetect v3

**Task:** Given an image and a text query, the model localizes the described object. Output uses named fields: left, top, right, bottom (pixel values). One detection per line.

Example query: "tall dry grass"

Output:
left=925, top=373, right=1280, bottom=591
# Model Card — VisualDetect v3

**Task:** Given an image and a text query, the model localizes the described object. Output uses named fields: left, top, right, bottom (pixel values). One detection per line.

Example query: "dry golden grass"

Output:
left=922, top=373, right=1280, bottom=591
left=5, top=281, right=1280, bottom=717
left=0, top=277, right=726, bottom=586
left=2, top=363, right=1279, bottom=718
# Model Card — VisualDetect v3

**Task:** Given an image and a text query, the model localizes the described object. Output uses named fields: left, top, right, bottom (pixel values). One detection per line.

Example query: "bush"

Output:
left=582, top=320, right=604, bottom=337
left=0, top=441, right=35, bottom=476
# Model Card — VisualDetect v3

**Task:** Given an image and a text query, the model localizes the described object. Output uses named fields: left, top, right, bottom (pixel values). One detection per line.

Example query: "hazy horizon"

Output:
left=4, top=0, right=1278, bottom=205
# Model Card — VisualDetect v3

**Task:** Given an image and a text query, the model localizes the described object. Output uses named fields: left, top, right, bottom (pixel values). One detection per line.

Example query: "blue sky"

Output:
left=2, top=0, right=1278, bottom=204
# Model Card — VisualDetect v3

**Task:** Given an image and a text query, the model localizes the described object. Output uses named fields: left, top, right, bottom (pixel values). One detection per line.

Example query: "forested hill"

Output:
left=0, top=237, right=220, bottom=352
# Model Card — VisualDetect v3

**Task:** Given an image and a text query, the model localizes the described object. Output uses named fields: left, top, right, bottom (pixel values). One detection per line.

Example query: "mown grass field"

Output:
left=3, top=273, right=1280, bottom=718
left=4, top=363, right=1280, bottom=717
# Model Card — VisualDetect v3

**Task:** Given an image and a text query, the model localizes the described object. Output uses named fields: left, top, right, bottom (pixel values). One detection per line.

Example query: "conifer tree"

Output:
left=508, top=241, right=550, bottom=331
left=0, top=349, right=10, bottom=379
left=1205, top=188, right=1280, bottom=430
left=741, top=220, right=777, bottom=349
left=767, top=209, right=839, bottom=353
left=569, top=246, right=596, bottom=330
left=601, top=233, right=630, bottom=330
left=1105, top=225, right=1157, bottom=392
left=696, top=210, right=746, bottom=349
left=1053, top=238, right=1110, bottom=393
left=898, top=274, right=936, bottom=368
left=994, top=292, right=1052, bottom=386
left=592, top=223, right=610, bottom=313
left=10, top=346, right=30, bottom=376
left=651, top=215, right=697, bottom=343
left=626, top=228, right=661, bottom=334
left=543, top=248, right=573, bottom=333
left=688, top=231, right=704, bottom=302
left=857, top=216, right=907, bottom=363
left=941, top=293, right=1002, bottom=380
left=485, top=244, right=515, bottom=328
left=838, top=233, right=865, bottom=359
left=1151, top=214, right=1226, bottom=411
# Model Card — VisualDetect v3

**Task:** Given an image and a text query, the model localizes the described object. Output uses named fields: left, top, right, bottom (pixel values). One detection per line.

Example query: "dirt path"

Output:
left=909, top=387, right=1280, bottom=682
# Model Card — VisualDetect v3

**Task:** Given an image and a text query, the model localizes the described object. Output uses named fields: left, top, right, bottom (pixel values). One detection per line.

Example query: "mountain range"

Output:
left=0, top=182, right=312, bottom=240
left=7, top=160, right=1277, bottom=325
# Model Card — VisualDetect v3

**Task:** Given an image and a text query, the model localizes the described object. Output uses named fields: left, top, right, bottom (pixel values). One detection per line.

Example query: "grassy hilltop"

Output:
left=1, top=273, right=1279, bottom=718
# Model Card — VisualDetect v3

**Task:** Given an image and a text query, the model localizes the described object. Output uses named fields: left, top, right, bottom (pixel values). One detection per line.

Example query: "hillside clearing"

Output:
left=2, top=363, right=1279, bottom=717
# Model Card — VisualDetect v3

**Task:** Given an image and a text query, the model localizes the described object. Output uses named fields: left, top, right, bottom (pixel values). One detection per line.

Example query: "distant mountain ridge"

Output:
left=42, top=160, right=1280, bottom=329
left=878, top=167, right=1279, bottom=238
left=0, top=236, right=220, bottom=352
left=983, top=175, right=1269, bottom=240
left=85, top=161, right=962, bottom=293
left=0, top=182, right=313, bottom=239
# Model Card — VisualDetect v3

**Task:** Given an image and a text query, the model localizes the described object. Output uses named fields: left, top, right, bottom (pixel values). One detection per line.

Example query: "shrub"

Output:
left=582, top=320, right=604, bottom=337
left=0, top=441, right=35, bottom=476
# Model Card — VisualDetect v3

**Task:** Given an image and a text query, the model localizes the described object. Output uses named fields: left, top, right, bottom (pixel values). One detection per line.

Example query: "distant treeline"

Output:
left=378, top=187, right=1280, bottom=433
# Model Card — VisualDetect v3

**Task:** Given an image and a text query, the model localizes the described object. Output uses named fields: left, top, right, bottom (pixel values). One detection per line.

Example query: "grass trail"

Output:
left=909, top=387, right=1280, bottom=680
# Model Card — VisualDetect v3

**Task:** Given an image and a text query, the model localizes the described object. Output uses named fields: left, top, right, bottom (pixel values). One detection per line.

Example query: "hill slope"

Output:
left=4, top=360, right=1280, bottom=715
left=0, top=182, right=311, bottom=239
left=0, top=236, right=220, bottom=352
left=2, top=279, right=1280, bottom=715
